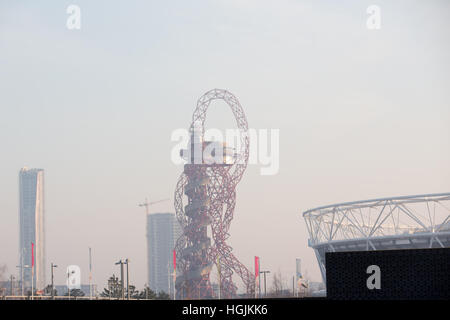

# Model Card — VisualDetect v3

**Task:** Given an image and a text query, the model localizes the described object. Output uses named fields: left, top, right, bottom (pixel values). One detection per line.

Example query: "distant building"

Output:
left=54, top=284, right=97, bottom=297
left=0, top=279, right=22, bottom=296
left=308, top=281, right=326, bottom=296
left=147, top=213, right=182, bottom=296
left=19, top=167, right=46, bottom=291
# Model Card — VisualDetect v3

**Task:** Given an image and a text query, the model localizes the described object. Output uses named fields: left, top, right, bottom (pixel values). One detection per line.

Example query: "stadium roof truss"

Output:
left=303, top=193, right=450, bottom=282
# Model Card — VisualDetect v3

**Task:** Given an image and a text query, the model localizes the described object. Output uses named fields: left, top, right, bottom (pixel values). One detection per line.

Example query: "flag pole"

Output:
left=254, top=256, right=259, bottom=299
left=173, top=249, right=176, bottom=300
left=31, top=242, right=34, bottom=300
left=89, top=247, right=92, bottom=299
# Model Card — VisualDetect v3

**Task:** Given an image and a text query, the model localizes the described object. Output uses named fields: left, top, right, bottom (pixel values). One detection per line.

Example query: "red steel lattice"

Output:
left=174, top=89, right=254, bottom=299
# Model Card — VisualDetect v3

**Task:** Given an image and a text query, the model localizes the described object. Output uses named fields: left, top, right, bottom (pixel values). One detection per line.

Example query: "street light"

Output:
left=16, top=247, right=26, bottom=297
left=16, top=264, right=31, bottom=298
left=67, top=269, right=75, bottom=299
left=15, top=265, right=25, bottom=297
left=15, top=266, right=21, bottom=296
left=10, top=275, right=15, bottom=296
left=124, top=259, right=130, bottom=300
left=144, top=283, right=149, bottom=300
left=115, top=260, right=125, bottom=300
left=16, top=247, right=31, bottom=298
left=51, top=263, right=58, bottom=299
left=259, top=271, right=270, bottom=297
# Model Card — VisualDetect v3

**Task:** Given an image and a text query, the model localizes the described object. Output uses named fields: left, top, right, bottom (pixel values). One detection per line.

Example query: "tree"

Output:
left=271, top=270, right=284, bottom=296
left=0, top=265, right=7, bottom=296
left=269, top=269, right=291, bottom=297
left=127, top=285, right=138, bottom=299
left=156, top=291, right=170, bottom=300
left=44, top=284, right=57, bottom=297
left=135, top=286, right=157, bottom=300
left=65, top=288, right=85, bottom=297
left=100, top=275, right=122, bottom=298
left=99, top=275, right=172, bottom=300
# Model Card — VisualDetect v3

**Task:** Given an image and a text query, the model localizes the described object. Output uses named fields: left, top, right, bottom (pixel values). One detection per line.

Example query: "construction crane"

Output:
left=138, top=197, right=170, bottom=215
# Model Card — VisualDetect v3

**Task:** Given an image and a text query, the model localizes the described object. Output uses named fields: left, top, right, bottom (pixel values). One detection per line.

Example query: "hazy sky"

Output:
left=1, top=0, right=449, bottom=291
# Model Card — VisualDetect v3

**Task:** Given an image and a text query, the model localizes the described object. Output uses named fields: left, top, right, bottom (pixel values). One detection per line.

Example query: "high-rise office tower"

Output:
left=147, top=213, right=182, bottom=296
left=19, top=167, right=46, bottom=292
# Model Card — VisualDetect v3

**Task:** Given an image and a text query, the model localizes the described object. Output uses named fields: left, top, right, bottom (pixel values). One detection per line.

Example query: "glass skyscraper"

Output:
left=19, top=167, right=46, bottom=292
left=147, top=213, right=182, bottom=296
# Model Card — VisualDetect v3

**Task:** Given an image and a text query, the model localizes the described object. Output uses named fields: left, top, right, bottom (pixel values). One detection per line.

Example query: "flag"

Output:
left=173, top=249, right=176, bottom=271
left=254, top=256, right=259, bottom=279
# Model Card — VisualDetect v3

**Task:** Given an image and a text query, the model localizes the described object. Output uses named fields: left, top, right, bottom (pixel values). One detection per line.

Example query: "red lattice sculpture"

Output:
left=174, top=89, right=254, bottom=299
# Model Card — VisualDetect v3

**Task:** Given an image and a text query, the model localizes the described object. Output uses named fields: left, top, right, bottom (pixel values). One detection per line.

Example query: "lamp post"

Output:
left=259, top=271, right=270, bottom=297
left=51, top=263, right=57, bottom=299
left=115, top=260, right=125, bottom=299
left=125, top=259, right=130, bottom=300
left=259, top=270, right=261, bottom=298
left=88, top=247, right=92, bottom=300
left=17, top=264, right=31, bottom=298
left=10, top=275, right=15, bottom=296
left=67, top=269, right=75, bottom=299
left=31, top=265, right=34, bottom=300
left=16, top=247, right=25, bottom=297
left=15, top=266, right=22, bottom=297
left=15, top=266, right=23, bottom=297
